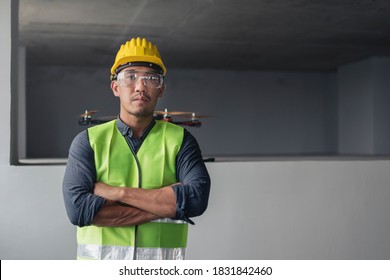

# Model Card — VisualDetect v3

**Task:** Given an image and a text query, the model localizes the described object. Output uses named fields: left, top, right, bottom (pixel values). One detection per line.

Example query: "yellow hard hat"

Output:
left=110, top=37, right=166, bottom=80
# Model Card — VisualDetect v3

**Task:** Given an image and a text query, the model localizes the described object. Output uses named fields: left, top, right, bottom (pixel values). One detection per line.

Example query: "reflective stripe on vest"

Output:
left=77, top=120, right=187, bottom=260
left=77, top=245, right=186, bottom=260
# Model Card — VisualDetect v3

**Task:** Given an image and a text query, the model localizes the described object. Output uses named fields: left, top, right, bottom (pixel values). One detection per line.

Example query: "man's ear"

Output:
left=158, top=83, right=166, bottom=97
left=110, top=81, right=120, bottom=97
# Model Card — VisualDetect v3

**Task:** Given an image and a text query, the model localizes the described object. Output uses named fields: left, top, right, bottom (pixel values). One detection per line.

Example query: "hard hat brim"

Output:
left=111, top=55, right=166, bottom=75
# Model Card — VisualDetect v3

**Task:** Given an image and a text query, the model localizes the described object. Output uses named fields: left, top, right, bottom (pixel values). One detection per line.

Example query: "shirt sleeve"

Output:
left=62, top=130, right=106, bottom=227
left=172, top=130, right=211, bottom=224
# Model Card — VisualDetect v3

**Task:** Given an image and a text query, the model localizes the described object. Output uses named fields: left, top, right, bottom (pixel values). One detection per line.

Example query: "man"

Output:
left=62, top=37, right=210, bottom=260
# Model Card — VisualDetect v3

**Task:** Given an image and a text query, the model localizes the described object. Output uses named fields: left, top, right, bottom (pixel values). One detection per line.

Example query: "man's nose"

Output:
left=135, top=77, right=147, bottom=91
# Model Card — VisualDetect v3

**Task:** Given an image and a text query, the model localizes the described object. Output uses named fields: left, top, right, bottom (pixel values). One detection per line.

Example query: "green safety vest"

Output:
left=77, top=120, right=188, bottom=260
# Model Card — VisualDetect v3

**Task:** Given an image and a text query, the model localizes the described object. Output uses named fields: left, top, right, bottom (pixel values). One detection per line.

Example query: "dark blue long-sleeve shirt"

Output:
left=62, top=118, right=210, bottom=227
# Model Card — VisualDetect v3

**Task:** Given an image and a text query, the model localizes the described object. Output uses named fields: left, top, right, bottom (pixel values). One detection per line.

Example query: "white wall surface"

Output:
left=187, top=160, right=390, bottom=259
left=2, top=0, right=390, bottom=260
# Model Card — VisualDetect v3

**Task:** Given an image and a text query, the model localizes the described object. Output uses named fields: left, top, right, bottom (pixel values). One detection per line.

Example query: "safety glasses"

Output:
left=116, top=70, right=164, bottom=89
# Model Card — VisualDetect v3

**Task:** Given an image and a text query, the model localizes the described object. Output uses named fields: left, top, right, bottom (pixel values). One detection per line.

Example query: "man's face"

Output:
left=111, top=66, right=164, bottom=119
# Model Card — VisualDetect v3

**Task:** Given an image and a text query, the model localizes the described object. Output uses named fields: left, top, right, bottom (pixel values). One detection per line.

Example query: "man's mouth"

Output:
left=132, top=95, right=150, bottom=102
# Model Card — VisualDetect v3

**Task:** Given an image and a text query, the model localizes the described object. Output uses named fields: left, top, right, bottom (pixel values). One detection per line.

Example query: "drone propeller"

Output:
left=154, top=109, right=193, bottom=116
left=176, top=113, right=212, bottom=119
left=154, top=109, right=212, bottom=118
left=79, top=110, right=98, bottom=118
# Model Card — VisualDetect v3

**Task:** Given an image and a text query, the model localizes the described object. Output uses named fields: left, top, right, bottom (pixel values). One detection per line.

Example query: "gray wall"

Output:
left=2, top=0, right=390, bottom=260
left=24, top=58, right=390, bottom=159
left=338, top=57, right=390, bottom=155
left=25, top=66, right=338, bottom=158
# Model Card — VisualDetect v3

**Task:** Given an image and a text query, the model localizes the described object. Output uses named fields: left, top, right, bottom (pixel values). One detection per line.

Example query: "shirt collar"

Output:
left=116, top=116, right=156, bottom=139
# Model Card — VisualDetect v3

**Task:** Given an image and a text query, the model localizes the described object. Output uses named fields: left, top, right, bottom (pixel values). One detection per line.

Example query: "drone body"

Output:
left=79, top=109, right=207, bottom=127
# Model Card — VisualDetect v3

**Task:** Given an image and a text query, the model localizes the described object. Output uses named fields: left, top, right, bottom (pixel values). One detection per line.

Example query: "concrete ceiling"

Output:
left=19, top=0, right=390, bottom=72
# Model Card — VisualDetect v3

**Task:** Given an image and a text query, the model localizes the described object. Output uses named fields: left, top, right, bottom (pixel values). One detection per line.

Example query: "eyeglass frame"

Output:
left=116, top=70, right=164, bottom=89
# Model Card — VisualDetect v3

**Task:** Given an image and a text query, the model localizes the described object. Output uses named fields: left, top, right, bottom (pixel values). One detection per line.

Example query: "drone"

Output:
left=78, top=109, right=208, bottom=127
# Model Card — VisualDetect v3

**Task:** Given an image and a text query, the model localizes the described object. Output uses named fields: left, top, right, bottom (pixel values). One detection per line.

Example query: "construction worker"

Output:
left=62, top=37, right=211, bottom=260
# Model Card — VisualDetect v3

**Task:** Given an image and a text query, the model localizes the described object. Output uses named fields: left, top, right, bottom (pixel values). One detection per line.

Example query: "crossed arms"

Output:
left=92, top=182, right=178, bottom=227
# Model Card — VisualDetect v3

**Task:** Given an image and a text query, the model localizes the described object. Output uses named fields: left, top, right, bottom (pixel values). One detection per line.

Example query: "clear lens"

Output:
left=117, top=70, right=163, bottom=89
